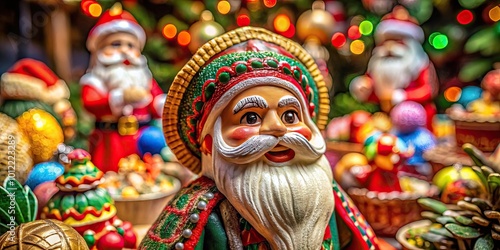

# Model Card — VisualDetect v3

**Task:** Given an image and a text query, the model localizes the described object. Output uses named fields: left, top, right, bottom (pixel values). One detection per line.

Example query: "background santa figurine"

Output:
left=80, top=3, right=166, bottom=173
left=349, top=5, right=439, bottom=132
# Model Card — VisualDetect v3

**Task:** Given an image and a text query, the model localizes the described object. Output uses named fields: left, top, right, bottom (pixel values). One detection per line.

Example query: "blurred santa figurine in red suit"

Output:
left=80, top=3, right=165, bottom=172
left=350, top=6, right=438, bottom=131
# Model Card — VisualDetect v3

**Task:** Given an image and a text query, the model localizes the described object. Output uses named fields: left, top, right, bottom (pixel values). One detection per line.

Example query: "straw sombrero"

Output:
left=163, top=26, right=330, bottom=173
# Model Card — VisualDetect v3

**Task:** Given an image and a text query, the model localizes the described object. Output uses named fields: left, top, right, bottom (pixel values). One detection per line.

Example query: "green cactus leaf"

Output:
left=418, top=198, right=448, bottom=214
left=455, top=215, right=474, bottom=226
left=445, top=224, right=482, bottom=239
left=421, top=211, right=440, bottom=221
left=474, top=234, right=494, bottom=250
left=463, top=143, right=488, bottom=167
left=421, top=232, right=447, bottom=243
left=472, top=166, right=489, bottom=193
left=429, top=227, right=454, bottom=238
left=471, top=198, right=493, bottom=211
left=437, top=216, right=457, bottom=225
left=457, top=201, right=483, bottom=214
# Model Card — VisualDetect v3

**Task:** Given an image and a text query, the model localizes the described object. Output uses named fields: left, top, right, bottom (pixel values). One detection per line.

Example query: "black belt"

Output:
left=94, top=120, right=150, bottom=130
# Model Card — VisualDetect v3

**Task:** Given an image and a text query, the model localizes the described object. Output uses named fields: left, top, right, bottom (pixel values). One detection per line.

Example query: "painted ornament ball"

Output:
left=25, top=161, right=65, bottom=190
left=16, top=109, right=64, bottom=163
left=391, top=101, right=426, bottom=134
left=137, top=126, right=167, bottom=157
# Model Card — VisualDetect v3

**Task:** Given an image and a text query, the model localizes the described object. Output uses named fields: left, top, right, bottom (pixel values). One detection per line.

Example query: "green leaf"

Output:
left=474, top=234, right=494, bottom=250
left=445, top=224, right=482, bottom=239
left=472, top=166, right=490, bottom=193
left=465, top=28, right=496, bottom=54
left=437, top=216, right=457, bottom=225
left=459, top=60, right=493, bottom=83
left=463, top=143, right=488, bottom=167
left=25, top=186, right=37, bottom=222
left=430, top=227, right=454, bottom=238
left=421, top=232, right=447, bottom=243
left=418, top=198, right=448, bottom=214
left=458, top=0, right=486, bottom=9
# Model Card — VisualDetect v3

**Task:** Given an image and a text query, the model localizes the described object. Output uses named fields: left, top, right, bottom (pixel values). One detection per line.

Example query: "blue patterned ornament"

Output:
left=457, top=85, right=482, bottom=108
left=25, top=161, right=65, bottom=190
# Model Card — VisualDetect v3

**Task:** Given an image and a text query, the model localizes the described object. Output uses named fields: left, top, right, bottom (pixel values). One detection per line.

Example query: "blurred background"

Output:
left=0, top=0, right=499, bottom=148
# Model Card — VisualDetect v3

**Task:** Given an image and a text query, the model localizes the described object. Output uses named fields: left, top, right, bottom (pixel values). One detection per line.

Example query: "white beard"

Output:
left=89, top=51, right=152, bottom=92
left=368, top=38, right=428, bottom=98
left=207, top=118, right=335, bottom=250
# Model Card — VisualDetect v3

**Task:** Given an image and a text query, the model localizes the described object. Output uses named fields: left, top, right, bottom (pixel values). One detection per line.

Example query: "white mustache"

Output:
left=97, top=52, right=145, bottom=66
left=213, top=117, right=324, bottom=164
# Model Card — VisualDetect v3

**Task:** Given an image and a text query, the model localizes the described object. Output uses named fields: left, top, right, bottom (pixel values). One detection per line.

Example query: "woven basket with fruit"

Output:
left=397, top=143, right=500, bottom=249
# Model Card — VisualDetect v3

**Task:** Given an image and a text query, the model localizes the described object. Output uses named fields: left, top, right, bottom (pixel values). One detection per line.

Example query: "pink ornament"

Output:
left=67, top=149, right=91, bottom=161
left=391, top=101, right=426, bottom=134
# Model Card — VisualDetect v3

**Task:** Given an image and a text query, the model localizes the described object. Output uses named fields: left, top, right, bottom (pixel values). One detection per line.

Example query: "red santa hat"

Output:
left=1, top=58, right=70, bottom=105
left=86, top=3, right=146, bottom=52
left=375, top=5, right=424, bottom=44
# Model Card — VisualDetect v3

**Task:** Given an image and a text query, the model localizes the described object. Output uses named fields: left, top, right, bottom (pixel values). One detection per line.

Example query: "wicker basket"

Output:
left=347, top=188, right=437, bottom=237
left=112, top=177, right=181, bottom=225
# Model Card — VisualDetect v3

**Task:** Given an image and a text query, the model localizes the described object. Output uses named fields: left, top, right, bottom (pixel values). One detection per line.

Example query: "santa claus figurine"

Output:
left=349, top=6, right=438, bottom=131
left=80, top=3, right=165, bottom=173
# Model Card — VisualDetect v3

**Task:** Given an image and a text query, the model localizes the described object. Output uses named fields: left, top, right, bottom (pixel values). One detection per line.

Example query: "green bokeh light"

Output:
left=359, top=20, right=373, bottom=35
left=432, top=34, right=449, bottom=49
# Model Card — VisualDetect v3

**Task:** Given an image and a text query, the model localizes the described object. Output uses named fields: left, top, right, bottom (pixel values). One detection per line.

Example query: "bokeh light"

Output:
left=88, top=3, right=102, bottom=17
left=281, top=24, right=295, bottom=38
left=347, top=25, right=361, bottom=40
left=162, top=24, right=177, bottom=39
left=274, top=14, right=291, bottom=32
left=350, top=40, right=365, bottom=55
left=217, top=1, right=231, bottom=15
left=177, top=31, right=191, bottom=46
left=237, top=14, right=251, bottom=26
left=444, top=86, right=462, bottom=102
left=331, top=32, right=346, bottom=48
left=489, top=5, right=500, bottom=22
left=359, top=20, right=373, bottom=35
left=432, top=33, right=449, bottom=49
left=263, top=0, right=277, bottom=8
left=457, top=10, right=474, bottom=25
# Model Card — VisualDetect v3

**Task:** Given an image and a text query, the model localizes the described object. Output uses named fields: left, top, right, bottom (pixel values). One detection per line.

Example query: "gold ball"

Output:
left=16, top=109, right=64, bottom=164
left=0, top=219, right=89, bottom=250
left=187, top=10, right=225, bottom=53
left=0, top=113, right=33, bottom=184
left=296, top=1, right=335, bottom=44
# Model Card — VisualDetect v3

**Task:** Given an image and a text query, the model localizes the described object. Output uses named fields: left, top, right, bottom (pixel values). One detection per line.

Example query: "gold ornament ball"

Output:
left=0, top=113, right=33, bottom=184
left=16, top=109, right=64, bottom=164
left=0, top=219, right=89, bottom=250
left=188, top=10, right=225, bottom=53
left=296, top=1, right=336, bottom=44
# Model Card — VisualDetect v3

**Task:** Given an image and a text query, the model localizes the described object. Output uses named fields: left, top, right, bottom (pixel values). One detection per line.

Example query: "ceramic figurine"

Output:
left=0, top=177, right=88, bottom=249
left=349, top=6, right=438, bottom=131
left=139, top=27, right=380, bottom=250
left=0, top=59, right=76, bottom=142
left=353, top=133, right=413, bottom=192
left=390, top=101, right=437, bottom=176
left=40, top=149, right=137, bottom=249
left=80, top=3, right=166, bottom=173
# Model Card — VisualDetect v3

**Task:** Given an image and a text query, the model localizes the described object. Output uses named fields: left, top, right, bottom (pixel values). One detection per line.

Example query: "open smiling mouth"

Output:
left=264, top=146, right=295, bottom=163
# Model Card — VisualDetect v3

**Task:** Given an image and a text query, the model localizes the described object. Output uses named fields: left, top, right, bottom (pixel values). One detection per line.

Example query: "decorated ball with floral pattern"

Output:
left=391, top=101, right=426, bottom=134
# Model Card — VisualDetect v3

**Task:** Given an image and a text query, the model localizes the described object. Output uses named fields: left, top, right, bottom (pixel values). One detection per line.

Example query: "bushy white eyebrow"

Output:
left=233, top=95, right=268, bottom=114
left=278, top=96, right=301, bottom=109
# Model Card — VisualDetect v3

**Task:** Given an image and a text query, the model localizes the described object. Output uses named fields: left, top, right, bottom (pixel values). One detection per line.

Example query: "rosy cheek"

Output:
left=227, top=127, right=259, bottom=142
left=289, top=125, right=312, bottom=140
